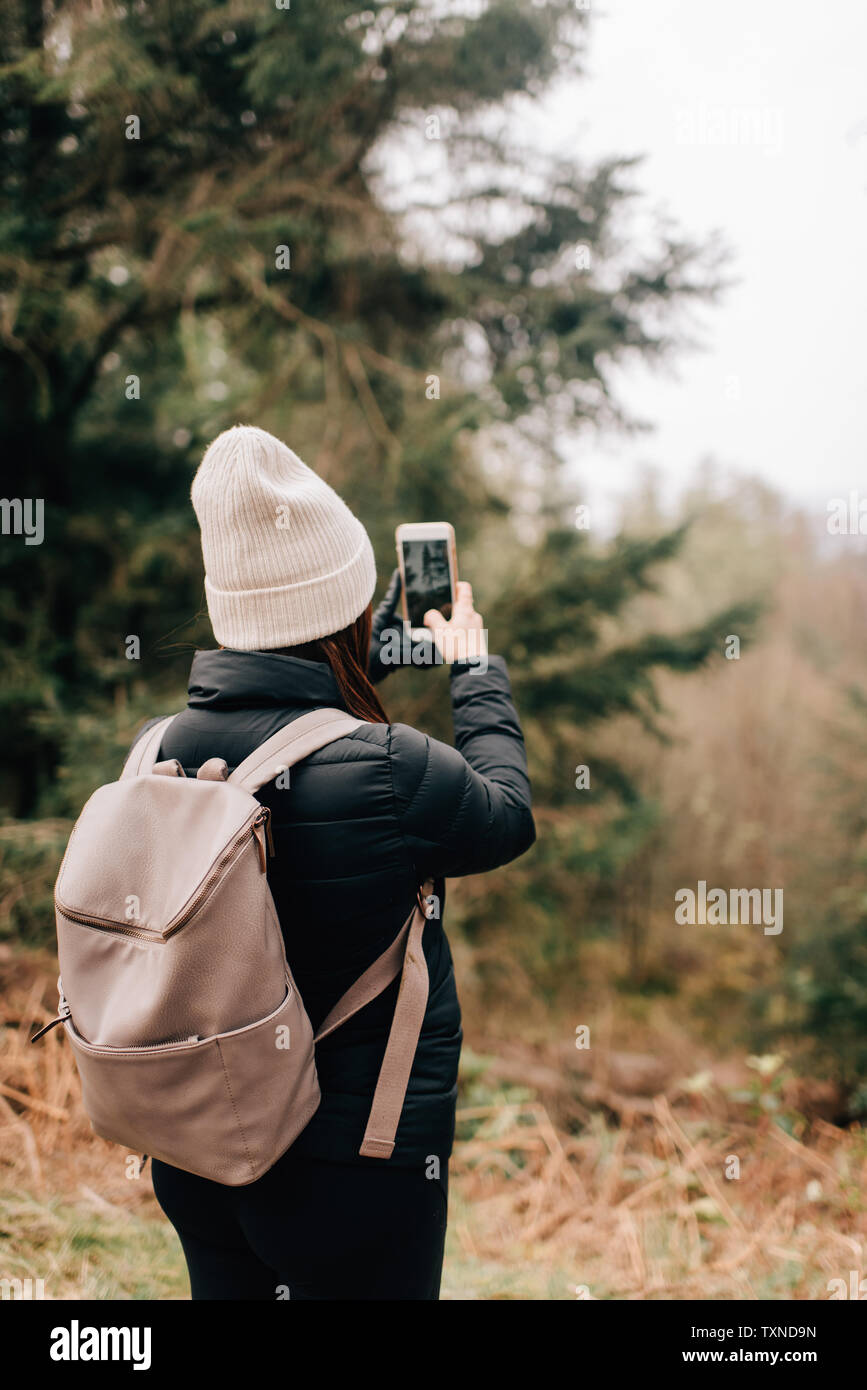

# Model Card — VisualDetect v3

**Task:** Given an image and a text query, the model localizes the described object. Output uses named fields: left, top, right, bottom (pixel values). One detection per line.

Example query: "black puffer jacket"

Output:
left=131, top=649, right=534, bottom=1169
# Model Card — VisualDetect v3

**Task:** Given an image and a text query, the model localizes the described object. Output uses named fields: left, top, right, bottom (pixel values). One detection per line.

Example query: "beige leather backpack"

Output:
left=33, top=708, right=433, bottom=1185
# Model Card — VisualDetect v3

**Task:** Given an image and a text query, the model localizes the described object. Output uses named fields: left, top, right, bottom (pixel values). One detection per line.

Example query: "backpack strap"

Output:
left=123, top=704, right=427, bottom=1158
left=232, top=707, right=428, bottom=1157
left=120, top=716, right=179, bottom=779
left=228, top=707, right=364, bottom=794
left=314, top=883, right=434, bottom=1160
left=121, top=708, right=362, bottom=788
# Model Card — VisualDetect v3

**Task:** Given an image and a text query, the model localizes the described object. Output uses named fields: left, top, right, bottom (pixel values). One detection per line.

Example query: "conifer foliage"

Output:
left=0, top=0, right=737, bottom=864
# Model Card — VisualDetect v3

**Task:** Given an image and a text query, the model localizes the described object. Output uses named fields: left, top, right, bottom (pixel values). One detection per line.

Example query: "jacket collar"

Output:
left=187, top=648, right=346, bottom=712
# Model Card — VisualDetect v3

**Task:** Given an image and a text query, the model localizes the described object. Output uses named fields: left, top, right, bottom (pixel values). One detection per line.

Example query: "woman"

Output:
left=135, top=424, right=535, bottom=1300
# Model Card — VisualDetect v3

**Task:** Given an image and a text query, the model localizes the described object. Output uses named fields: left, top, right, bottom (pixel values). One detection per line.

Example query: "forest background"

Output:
left=2, top=0, right=866, bottom=1300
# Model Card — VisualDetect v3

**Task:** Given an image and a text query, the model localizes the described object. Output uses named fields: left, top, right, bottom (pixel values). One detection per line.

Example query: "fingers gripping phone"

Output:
left=395, top=523, right=457, bottom=632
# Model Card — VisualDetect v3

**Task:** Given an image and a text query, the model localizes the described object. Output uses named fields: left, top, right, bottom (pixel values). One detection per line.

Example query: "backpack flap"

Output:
left=55, top=774, right=263, bottom=939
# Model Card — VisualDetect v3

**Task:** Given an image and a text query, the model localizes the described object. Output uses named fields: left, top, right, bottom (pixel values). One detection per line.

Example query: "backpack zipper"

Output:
left=55, top=806, right=272, bottom=943
left=253, top=812, right=275, bottom=871
left=31, top=1002, right=71, bottom=1042
left=58, top=976, right=292, bottom=1054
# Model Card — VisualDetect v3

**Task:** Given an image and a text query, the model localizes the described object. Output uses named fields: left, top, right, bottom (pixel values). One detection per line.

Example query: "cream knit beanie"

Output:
left=191, top=425, right=377, bottom=650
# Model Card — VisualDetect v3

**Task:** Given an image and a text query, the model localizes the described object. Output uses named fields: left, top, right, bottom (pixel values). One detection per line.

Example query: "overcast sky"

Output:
left=535, top=0, right=867, bottom=527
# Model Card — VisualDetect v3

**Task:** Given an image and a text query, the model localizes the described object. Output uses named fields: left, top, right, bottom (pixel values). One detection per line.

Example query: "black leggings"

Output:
left=151, top=1148, right=448, bottom=1301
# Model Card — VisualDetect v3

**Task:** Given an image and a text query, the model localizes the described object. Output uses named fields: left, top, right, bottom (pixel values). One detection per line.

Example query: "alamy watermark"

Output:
left=675, top=105, right=784, bottom=157
left=1, top=1275, right=45, bottom=1299
left=827, top=492, right=867, bottom=535
left=0, top=497, right=43, bottom=545
left=675, top=880, right=783, bottom=936
left=376, top=626, right=488, bottom=674
left=49, top=1320, right=151, bottom=1370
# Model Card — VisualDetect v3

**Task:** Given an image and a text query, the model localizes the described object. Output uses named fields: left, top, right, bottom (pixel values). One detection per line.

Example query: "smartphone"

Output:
left=395, top=522, right=458, bottom=631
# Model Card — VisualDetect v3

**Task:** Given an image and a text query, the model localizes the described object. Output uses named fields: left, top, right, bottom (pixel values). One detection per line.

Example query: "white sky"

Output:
left=534, top=0, right=867, bottom=527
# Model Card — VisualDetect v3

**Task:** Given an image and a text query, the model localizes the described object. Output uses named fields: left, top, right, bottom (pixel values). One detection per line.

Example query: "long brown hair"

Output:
left=273, top=605, right=388, bottom=724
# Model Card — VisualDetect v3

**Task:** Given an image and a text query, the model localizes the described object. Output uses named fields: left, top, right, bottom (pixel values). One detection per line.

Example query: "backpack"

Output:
left=33, top=708, right=433, bottom=1185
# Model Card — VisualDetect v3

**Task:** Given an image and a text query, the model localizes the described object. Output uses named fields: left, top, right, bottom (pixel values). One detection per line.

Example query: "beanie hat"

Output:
left=191, top=424, right=377, bottom=650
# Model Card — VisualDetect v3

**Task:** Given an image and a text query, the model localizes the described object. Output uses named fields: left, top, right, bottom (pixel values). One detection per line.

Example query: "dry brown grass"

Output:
left=451, top=1091, right=867, bottom=1299
left=0, top=949, right=156, bottom=1211
left=3, top=949, right=866, bottom=1301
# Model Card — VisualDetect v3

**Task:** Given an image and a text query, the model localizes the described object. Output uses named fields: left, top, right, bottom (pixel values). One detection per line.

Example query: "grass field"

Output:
left=2, top=949, right=866, bottom=1301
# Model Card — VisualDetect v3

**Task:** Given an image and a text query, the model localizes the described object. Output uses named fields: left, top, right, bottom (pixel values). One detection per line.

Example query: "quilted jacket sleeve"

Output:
left=389, top=655, right=536, bottom=878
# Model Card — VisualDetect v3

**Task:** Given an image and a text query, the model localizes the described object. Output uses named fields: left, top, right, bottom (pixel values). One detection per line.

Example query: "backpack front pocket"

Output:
left=64, top=979, right=321, bottom=1185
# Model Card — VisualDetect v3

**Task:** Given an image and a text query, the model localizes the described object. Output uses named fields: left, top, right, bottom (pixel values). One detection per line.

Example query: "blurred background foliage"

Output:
left=0, top=0, right=864, bottom=1104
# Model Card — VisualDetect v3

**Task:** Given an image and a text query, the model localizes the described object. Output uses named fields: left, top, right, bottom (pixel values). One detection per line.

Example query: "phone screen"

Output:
left=401, top=538, right=453, bottom=628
